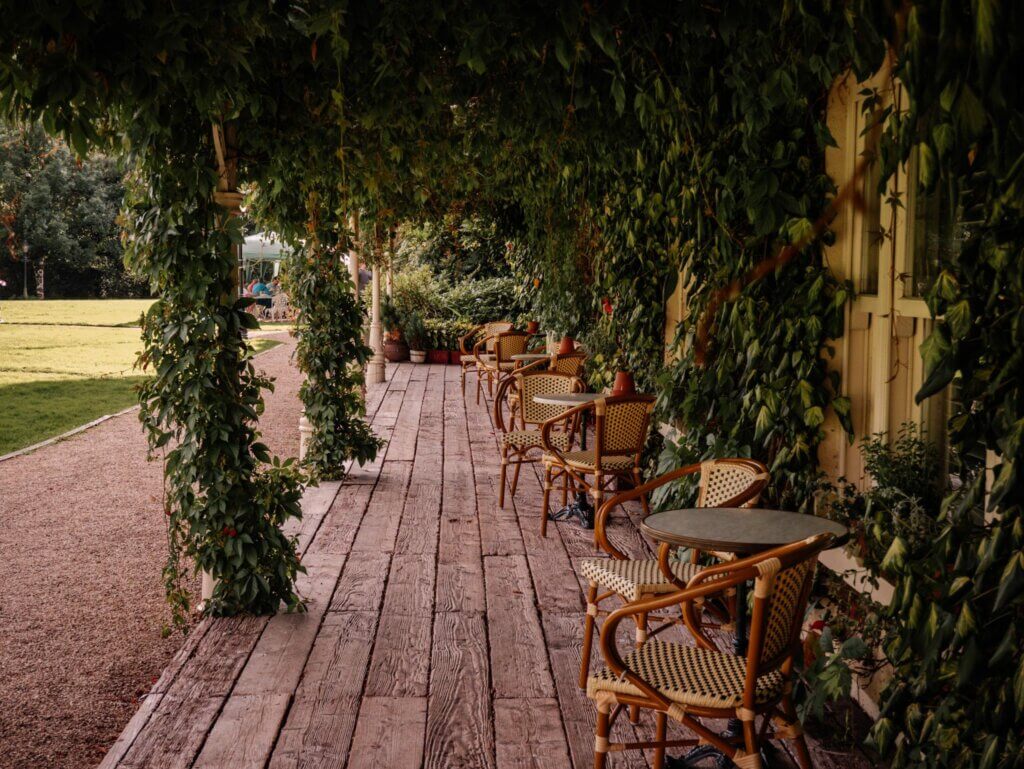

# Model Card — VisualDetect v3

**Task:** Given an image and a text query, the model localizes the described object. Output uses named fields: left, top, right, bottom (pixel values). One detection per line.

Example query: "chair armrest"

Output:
left=593, top=463, right=704, bottom=560
left=459, top=325, right=483, bottom=355
left=493, top=376, right=516, bottom=433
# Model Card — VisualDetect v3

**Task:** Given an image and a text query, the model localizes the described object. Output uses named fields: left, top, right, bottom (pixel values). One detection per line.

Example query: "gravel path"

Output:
left=0, top=333, right=302, bottom=769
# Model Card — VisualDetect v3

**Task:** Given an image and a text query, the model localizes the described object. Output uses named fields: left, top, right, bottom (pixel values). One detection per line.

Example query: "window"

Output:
left=858, top=150, right=883, bottom=295
left=903, top=151, right=966, bottom=299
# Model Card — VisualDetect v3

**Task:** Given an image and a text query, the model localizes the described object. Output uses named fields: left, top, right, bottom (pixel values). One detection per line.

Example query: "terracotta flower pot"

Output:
left=427, top=349, right=450, bottom=364
left=525, top=321, right=540, bottom=334
left=383, top=339, right=409, bottom=362
left=557, top=335, right=575, bottom=355
left=612, top=370, right=636, bottom=396
left=449, top=350, right=462, bottom=365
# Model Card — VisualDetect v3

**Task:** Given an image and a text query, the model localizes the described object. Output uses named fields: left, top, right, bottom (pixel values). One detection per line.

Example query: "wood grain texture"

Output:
left=329, top=551, right=390, bottom=613
left=484, top=555, right=555, bottom=698
left=268, top=611, right=377, bottom=769
left=495, top=698, right=572, bottom=769
left=350, top=459, right=413, bottom=554
left=119, top=615, right=268, bottom=769
left=304, top=482, right=375, bottom=556
left=364, top=611, right=432, bottom=697
left=425, top=611, right=495, bottom=769
left=348, top=697, right=427, bottom=769
left=192, top=693, right=292, bottom=769
left=436, top=513, right=485, bottom=613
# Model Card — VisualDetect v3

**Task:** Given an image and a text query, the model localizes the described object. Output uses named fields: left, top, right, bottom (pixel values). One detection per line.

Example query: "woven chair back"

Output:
left=483, top=321, right=514, bottom=352
left=593, top=395, right=655, bottom=458
left=550, top=353, right=587, bottom=377
left=494, top=331, right=531, bottom=363
left=697, top=458, right=769, bottom=508
left=518, top=372, right=583, bottom=424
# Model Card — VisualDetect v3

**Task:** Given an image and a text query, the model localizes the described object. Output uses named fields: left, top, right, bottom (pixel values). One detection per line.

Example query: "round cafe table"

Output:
left=640, top=507, right=847, bottom=768
left=511, top=352, right=550, bottom=368
left=532, top=392, right=603, bottom=528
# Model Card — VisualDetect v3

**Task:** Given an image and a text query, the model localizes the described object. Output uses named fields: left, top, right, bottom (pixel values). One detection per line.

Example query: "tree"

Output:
left=0, top=120, right=145, bottom=297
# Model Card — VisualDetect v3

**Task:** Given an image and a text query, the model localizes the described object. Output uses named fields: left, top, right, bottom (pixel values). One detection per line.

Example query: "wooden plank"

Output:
left=304, top=482, right=374, bottom=556
left=328, top=551, right=390, bottom=613
left=425, top=612, right=495, bottom=769
left=495, top=698, right=572, bottom=769
left=118, top=616, right=268, bottom=769
left=364, top=611, right=432, bottom=697
left=350, top=459, right=413, bottom=554
left=436, top=513, right=485, bottom=614
left=348, top=697, right=427, bottom=769
left=387, top=377, right=427, bottom=462
left=484, top=555, right=555, bottom=698
left=96, top=692, right=164, bottom=769
left=192, top=693, right=292, bottom=769
left=268, top=611, right=377, bottom=769
left=284, top=479, right=342, bottom=541
left=382, top=553, right=436, bottom=617
left=387, top=362, right=413, bottom=391
left=374, top=389, right=405, bottom=428
left=232, top=553, right=340, bottom=697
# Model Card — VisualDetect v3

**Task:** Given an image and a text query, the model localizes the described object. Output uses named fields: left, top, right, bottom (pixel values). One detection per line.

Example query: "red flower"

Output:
left=602, top=297, right=613, bottom=315
left=810, top=619, right=826, bottom=632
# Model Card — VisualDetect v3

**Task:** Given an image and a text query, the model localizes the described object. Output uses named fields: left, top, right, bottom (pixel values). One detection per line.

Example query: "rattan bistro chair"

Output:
left=494, top=371, right=584, bottom=507
left=587, top=534, right=832, bottom=769
left=539, top=394, right=655, bottom=536
left=476, top=330, right=531, bottom=404
left=577, top=459, right=769, bottom=689
left=459, top=321, right=513, bottom=398
left=507, top=352, right=588, bottom=424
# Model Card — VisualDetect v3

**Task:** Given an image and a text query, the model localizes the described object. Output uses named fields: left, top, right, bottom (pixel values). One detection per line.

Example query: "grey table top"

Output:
left=511, top=353, right=551, bottom=361
left=640, top=507, right=847, bottom=554
left=532, top=392, right=603, bottom=406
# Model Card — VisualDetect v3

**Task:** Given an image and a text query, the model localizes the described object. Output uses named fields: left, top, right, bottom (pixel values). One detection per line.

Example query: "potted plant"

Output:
left=426, top=320, right=449, bottom=364
left=404, top=311, right=428, bottom=363
left=381, top=297, right=409, bottom=362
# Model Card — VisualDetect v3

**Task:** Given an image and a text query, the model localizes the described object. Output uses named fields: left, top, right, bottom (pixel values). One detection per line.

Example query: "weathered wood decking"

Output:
left=99, top=363, right=874, bottom=769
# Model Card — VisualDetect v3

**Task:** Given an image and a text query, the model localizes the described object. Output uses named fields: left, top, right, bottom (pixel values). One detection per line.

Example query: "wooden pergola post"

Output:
left=348, top=213, right=361, bottom=303
left=204, top=120, right=243, bottom=606
left=367, top=264, right=385, bottom=383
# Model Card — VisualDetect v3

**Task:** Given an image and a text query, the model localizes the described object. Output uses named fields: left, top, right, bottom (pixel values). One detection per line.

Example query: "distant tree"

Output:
left=0, top=121, right=146, bottom=298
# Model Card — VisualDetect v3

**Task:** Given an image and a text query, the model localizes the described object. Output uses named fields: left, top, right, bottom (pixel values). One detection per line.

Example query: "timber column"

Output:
left=367, top=264, right=385, bottom=383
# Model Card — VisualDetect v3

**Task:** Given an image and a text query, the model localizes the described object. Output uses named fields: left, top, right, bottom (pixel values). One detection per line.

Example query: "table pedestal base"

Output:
left=547, top=491, right=594, bottom=529
left=666, top=719, right=781, bottom=768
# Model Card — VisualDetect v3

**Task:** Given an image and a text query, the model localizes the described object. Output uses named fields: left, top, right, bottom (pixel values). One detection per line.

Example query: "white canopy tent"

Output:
left=240, top=231, right=292, bottom=283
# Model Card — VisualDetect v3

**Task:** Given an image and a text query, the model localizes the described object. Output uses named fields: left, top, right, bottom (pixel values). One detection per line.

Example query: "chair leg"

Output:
left=591, top=473, right=604, bottom=518
left=653, top=711, right=667, bottom=769
left=594, top=698, right=611, bottom=769
left=561, top=469, right=569, bottom=506
left=510, top=460, right=522, bottom=497
left=541, top=463, right=552, bottom=536
left=781, top=694, right=814, bottom=769
left=633, top=467, right=649, bottom=514
left=476, top=369, right=483, bottom=404
left=461, top=365, right=466, bottom=396
left=499, top=449, right=508, bottom=509
left=579, top=582, right=599, bottom=688
left=741, top=716, right=762, bottom=769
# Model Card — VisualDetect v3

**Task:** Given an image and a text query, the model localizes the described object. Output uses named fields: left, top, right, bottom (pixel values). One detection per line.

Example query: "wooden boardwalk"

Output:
left=99, top=363, right=873, bottom=769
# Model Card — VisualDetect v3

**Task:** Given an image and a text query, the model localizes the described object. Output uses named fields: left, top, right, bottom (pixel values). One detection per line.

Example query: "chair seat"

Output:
left=503, top=430, right=570, bottom=451
left=586, top=639, right=785, bottom=710
left=579, top=557, right=702, bottom=602
left=543, top=450, right=635, bottom=472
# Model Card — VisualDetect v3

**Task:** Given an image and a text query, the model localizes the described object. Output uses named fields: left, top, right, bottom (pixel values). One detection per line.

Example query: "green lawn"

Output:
left=0, top=300, right=281, bottom=455
left=0, top=298, right=154, bottom=326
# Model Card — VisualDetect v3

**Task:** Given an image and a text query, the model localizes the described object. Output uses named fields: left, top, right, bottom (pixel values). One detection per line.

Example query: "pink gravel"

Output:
left=0, top=333, right=302, bottom=769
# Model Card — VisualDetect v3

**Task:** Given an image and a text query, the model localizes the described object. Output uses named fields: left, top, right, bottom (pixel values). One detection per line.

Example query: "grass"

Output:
left=0, top=300, right=282, bottom=455
left=0, top=298, right=154, bottom=326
